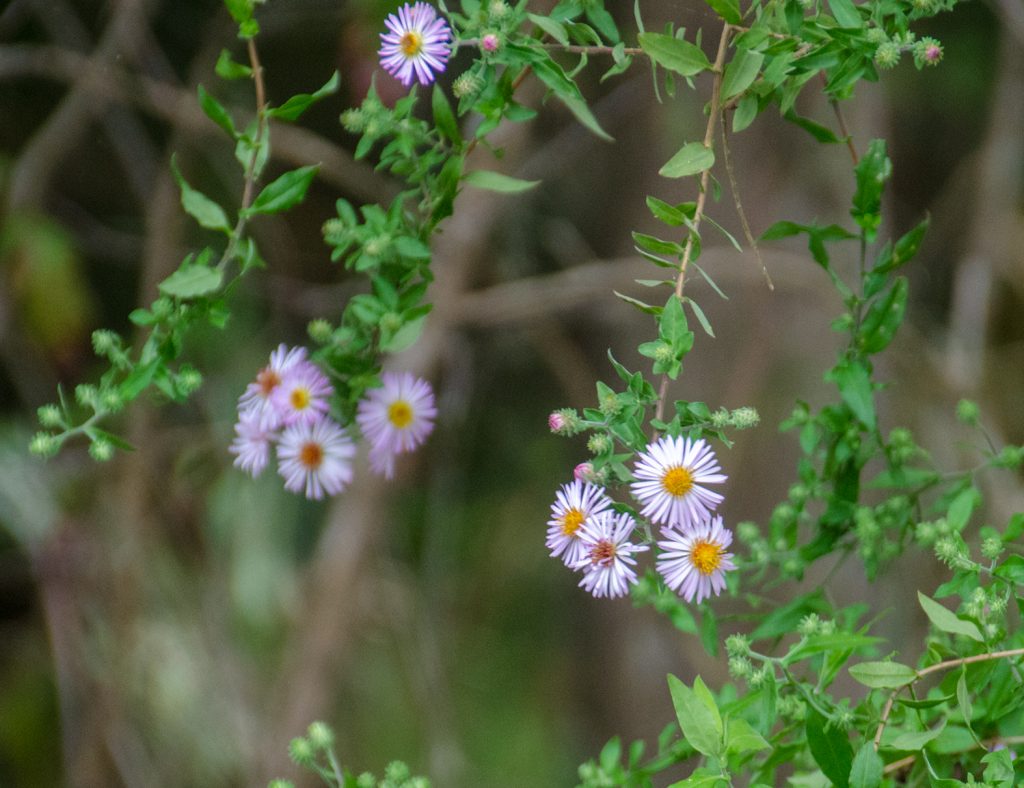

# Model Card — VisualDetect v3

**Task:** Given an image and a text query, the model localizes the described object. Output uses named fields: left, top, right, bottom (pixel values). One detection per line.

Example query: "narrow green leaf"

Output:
left=667, top=674, right=723, bottom=758
left=828, top=359, right=876, bottom=430
left=848, top=661, right=917, bottom=689
left=198, top=85, right=237, bottom=138
left=559, top=93, right=614, bottom=141
left=528, top=12, right=569, bottom=45
left=888, top=720, right=946, bottom=751
left=638, top=32, right=713, bottom=77
left=859, top=276, right=907, bottom=354
left=721, top=49, right=765, bottom=100
left=267, top=72, right=340, bottom=122
left=848, top=743, right=883, bottom=788
left=432, top=84, right=461, bottom=145
left=895, top=692, right=954, bottom=709
left=806, top=710, right=852, bottom=788
left=660, top=142, right=715, bottom=178
left=615, top=291, right=659, bottom=314
left=215, top=48, right=252, bottom=79
left=828, top=0, right=863, bottom=28
left=918, top=591, right=984, bottom=642
left=245, top=164, right=319, bottom=216
left=158, top=264, right=224, bottom=299
left=684, top=297, right=715, bottom=338
left=463, top=170, right=540, bottom=193
left=701, top=0, right=741, bottom=24
left=170, top=156, right=231, bottom=234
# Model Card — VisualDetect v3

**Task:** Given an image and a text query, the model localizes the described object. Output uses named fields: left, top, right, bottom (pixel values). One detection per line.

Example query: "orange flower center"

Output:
left=661, top=466, right=694, bottom=497
left=387, top=400, right=413, bottom=428
left=257, top=368, right=281, bottom=395
left=591, top=539, right=617, bottom=566
left=400, top=31, right=422, bottom=56
left=299, top=442, right=323, bottom=469
left=560, top=508, right=585, bottom=537
left=690, top=540, right=723, bottom=575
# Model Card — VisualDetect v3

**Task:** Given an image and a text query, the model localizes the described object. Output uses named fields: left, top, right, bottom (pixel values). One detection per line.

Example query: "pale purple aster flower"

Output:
left=378, top=2, right=451, bottom=87
left=271, top=361, right=333, bottom=427
left=277, top=418, right=356, bottom=500
left=238, top=344, right=309, bottom=430
left=229, top=412, right=273, bottom=477
left=657, top=515, right=736, bottom=604
left=356, top=372, right=437, bottom=479
left=546, top=480, right=614, bottom=567
left=630, top=435, right=727, bottom=531
left=573, top=511, right=648, bottom=599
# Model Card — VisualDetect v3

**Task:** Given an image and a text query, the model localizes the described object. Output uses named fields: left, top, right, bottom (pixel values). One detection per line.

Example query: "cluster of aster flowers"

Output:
left=546, top=433, right=736, bottom=601
left=230, top=345, right=436, bottom=500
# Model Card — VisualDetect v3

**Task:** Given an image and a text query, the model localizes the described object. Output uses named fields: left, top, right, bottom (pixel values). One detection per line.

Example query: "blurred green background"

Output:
left=0, top=0, right=1022, bottom=785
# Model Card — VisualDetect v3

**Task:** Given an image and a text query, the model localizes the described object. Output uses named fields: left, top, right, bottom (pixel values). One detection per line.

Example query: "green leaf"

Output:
left=245, top=164, right=319, bottom=215
left=918, top=591, right=983, bottom=642
left=685, top=297, right=715, bottom=338
left=638, top=32, right=713, bottom=77
left=726, top=717, right=770, bottom=755
left=828, top=0, right=863, bottom=27
left=646, top=196, right=688, bottom=226
left=559, top=93, right=614, bottom=141
left=197, top=85, right=237, bottom=138
left=215, top=48, right=252, bottom=79
left=463, top=170, right=540, bottom=193
left=888, top=720, right=946, bottom=751
left=782, top=633, right=882, bottom=665
left=805, top=710, right=852, bottom=788
left=859, top=276, right=907, bottom=354
left=667, top=674, right=723, bottom=758
left=896, top=692, right=954, bottom=709
left=660, top=143, right=715, bottom=178
left=945, top=487, right=979, bottom=532
left=267, top=72, right=340, bottom=122
left=851, top=139, right=891, bottom=238
left=981, top=749, right=1015, bottom=787
left=848, top=661, right=917, bottom=688
left=828, top=359, right=876, bottom=430
left=528, top=12, right=569, bottom=45
left=956, top=669, right=977, bottom=740
left=159, top=261, right=223, bottom=300
left=721, top=49, right=765, bottom=101
left=170, top=156, right=231, bottom=234
left=633, top=232, right=683, bottom=256
left=431, top=84, right=461, bottom=145
left=733, top=93, right=760, bottom=133
left=783, top=110, right=841, bottom=144
left=701, top=0, right=741, bottom=24
left=667, top=771, right=728, bottom=788
left=994, top=554, right=1024, bottom=585
left=848, top=743, right=883, bottom=788
left=659, top=296, right=691, bottom=347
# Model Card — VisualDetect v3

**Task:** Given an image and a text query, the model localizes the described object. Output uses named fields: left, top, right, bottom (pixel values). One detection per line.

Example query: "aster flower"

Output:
left=356, top=371, right=437, bottom=479
left=277, top=418, right=356, bottom=500
left=656, top=515, right=736, bottom=604
left=378, top=2, right=452, bottom=87
left=238, top=344, right=309, bottom=429
left=573, top=511, right=648, bottom=599
left=271, top=360, right=333, bottom=427
left=229, top=412, right=274, bottom=478
left=630, top=435, right=727, bottom=531
left=546, top=480, right=614, bottom=567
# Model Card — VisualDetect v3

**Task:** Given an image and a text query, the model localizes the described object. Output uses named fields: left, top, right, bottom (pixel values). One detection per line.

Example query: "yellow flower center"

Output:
left=400, top=31, right=423, bottom=56
left=299, top=442, right=323, bottom=469
left=291, top=387, right=311, bottom=410
left=591, top=539, right=617, bottom=566
left=387, top=400, right=414, bottom=429
left=661, top=466, right=694, bottom=497
left=690, top=540, right=723, bottom=576
left=560, top=508, right=585, bottom=537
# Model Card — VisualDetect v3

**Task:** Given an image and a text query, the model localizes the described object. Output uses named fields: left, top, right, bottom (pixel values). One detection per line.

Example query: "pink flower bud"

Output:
left=548, top=412, right=566, bottom=432
left=481, top=33, right=500, bottom=52
left=574, top=462, right=594, bottom=481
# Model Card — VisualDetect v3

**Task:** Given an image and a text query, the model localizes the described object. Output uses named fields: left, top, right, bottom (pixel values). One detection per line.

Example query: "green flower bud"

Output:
left=913, top=37, right=944, bottom=67
left=915, top=520, right=937, bottom=546
left=819, top=619, right=836, bottom=636
left=89, top=438, right=114, bottom=462
left=100, top=389, right=124, bottom=413
left=710, top=408, right=731, bottom=429
left=307, top=721, right=334, bottom=750
left=91, top=329, right=120, bottom=357
left=37, top=404, right=63, bottom=428
left=29, top=432, right=61, bottom=458
left=385, top=761, right=411, bottom=782
left=488, top=0, right=511, bottom=19
left=587, top=432, right=613, bottom=455
left=288, top=737, right=315, bottom=766
left=990, top=594, right=1008, bottom=615
left=598, top=393, right=621, bottom=417
left=268, top=781, right=296, bottom=788
left=308, top=319, right=333, bottom=344
left=730, top=406, right=760, bottom=429
left=797, top=614, right=821, bottom=637
left=835, top=709, right=855, bottom=731
left=788, top=483, right=809, bottom=506
left=996, top=446, right=1023, bottom=468
left=176, top=366, right=203, bottom=395
left=981, top=536, right=1003, bottom=561
left=956, top=398, right=980, bottom=425
left=789, top=402, right=810, bottom=425
left=874, top=41, right=902, bottom=69
left=453, top=72, right=483, bottom=99
left=865, top=27, right=887, bottom=45
left=322, top=218, right=346, bottom=239
left=736, top=521, right=760, bottom=543
left=771, top=503, right=796, bottom=528
left=365, top=234, right=391, bottom=258
left=729, top=656, right=753, bottom=679
left=782, top=556, right=802, bottom=578
left=725, top=633, right=752, bottom=657
left=379, top=311, right=403, bottom=334
left=356, top=774, right=376, bottom=788
left=935, top=535, right=973, bottom=571
left=340, top=108, right=366, bottom=133
left=748, top=666, right=771, bottom=688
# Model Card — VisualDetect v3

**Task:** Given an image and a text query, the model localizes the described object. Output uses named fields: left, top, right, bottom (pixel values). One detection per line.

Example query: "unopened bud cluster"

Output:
left=871, top=29, right=943, bottom=69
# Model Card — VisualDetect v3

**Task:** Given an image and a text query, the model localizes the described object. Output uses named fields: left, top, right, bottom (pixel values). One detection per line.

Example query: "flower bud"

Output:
left=453, top=72, right=483, bottom=99
left=797, top=614, right=821, bottom=637
left=573, top=462, right=595, bottom=482
left=488, top=0, right=510, bottom=19
left=100, top=389, right=124, bottom=413
left=935, top=535, right=973, bottom=571
left=385, top=761, right=411, bottom=782
left=480, top=32, right=501, bottom=52
left=725, top=633, right=751, bottom=657
left=730, top=407, right=760, bottom=429
left=914, top=37, right=943, bottom=67
left=728, top=656, right=753, bottom=679
left=956, top=398, right=980, bottom=425
left=29, top=432, right=60, bottom=458
left=91, top=329, right=120, bottom=357
left=710, top=408, right=731, bottom=429
left=549, top=408, right=580, bottom=435
left=307, top=721, right=334, bottom=750
left=268, top=781, right=295, bottom=788
left=308, top=319, right=333, bottom=344
left=996, top=446, right=1023, bottom=469
left=587, top=432, right=612, bottom=455
left=865, top=28, right=887, bottom=45
left=874, top=41, right=902, bottom=69
left=598, top=393, right=621, bottom=417
left=288, top=737, right=315, bottom=766
left=89, top=438, right=114, bottom=462
left=981, top=536, right=1004, bottom=561
left=340, top=108, right=365, bottom=133
left=176, top=366, right=203, bottom=396
left=37, top=404, right=63, bottom=428
left=356, top=774, right=376, bottom=788
left=75, top=384, right=99, bottom=409
left=736, top=521, right=760, bottom=543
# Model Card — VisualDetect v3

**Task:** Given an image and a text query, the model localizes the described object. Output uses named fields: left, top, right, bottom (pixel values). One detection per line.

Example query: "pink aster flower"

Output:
left=656, top=515, right=736, bottom=604
left=546, top=480, right=614, bottom=567
left=238, top=344, right=309, bottom=430
left=573, top=511, right=648, bottom=599
left=271, top=361, right=333, bottom=427
left=229, top=412, right=274, bottom=478
left=630, top=435, right=727, bottom=531
left=276, top=418, right=356, bottom=500
left=357, top=372, right=437, bottom=479
left=378, top=2, right=451, bottom=87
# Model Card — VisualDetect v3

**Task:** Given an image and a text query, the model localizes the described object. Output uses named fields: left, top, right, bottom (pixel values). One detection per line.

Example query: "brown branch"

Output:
left=818, top=71, right=859, bottom=166
left=653, top=22, right=733, bottom=424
